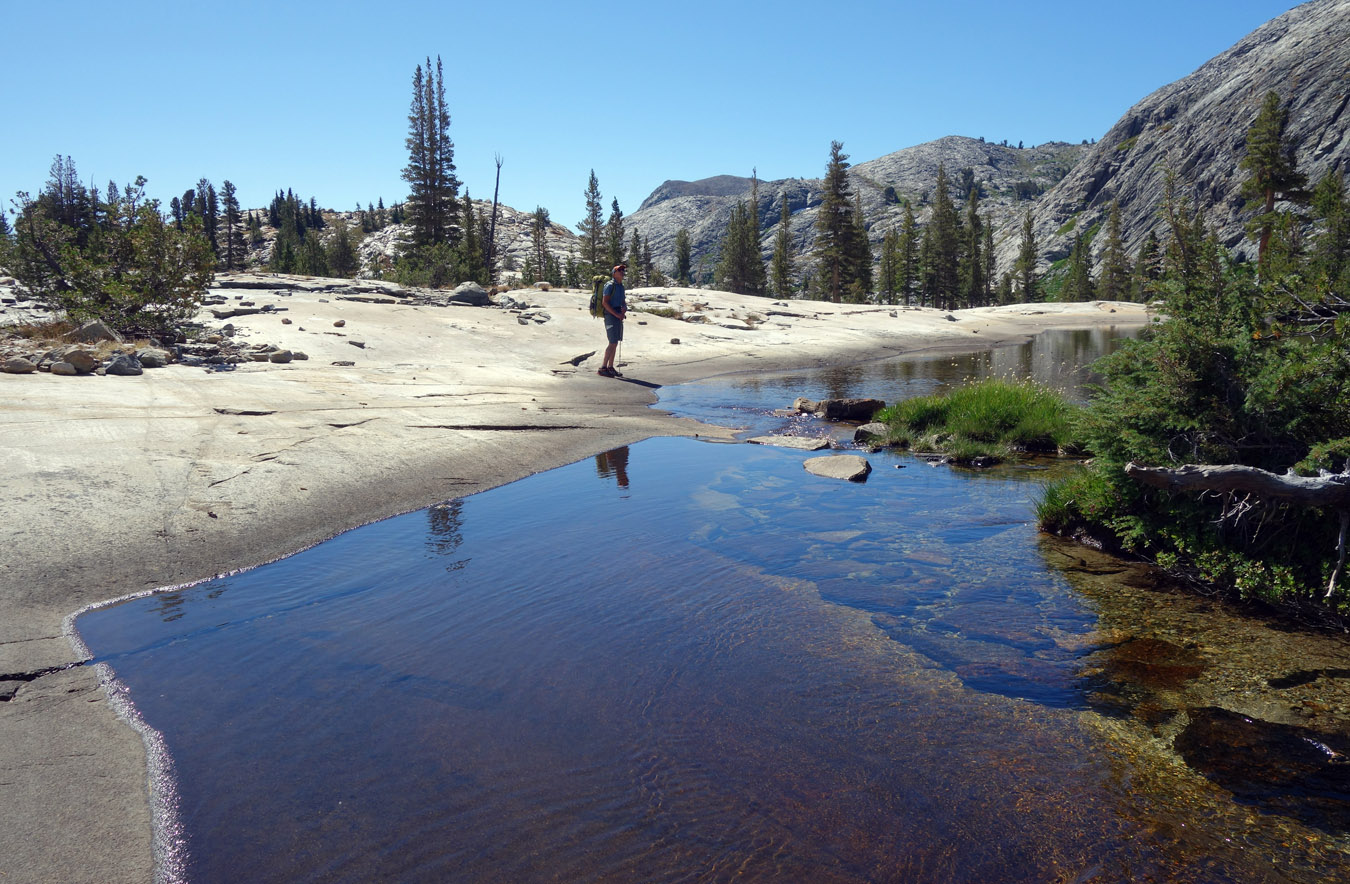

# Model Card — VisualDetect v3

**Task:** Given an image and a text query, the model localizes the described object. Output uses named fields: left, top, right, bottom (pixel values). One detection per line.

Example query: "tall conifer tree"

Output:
left=577, top=170, right=604, bottom=271
left=674, top=228, right=692, bottom=285
left=1240, top=90, right=1306, bottom=278
left=1015, top=209, right=1040, bottom=302
left=814, top=141, right=859, bottom=303
left=770, top=198, right=794, bottom=298
left=1098, top=201, right=1132, bottom=300
left=402, top=56, right=460, bottom=249
left=605, top=198, right=625, bottom=269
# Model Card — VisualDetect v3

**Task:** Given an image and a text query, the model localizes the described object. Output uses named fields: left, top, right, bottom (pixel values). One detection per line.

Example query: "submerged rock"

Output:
left=748, top=435, right=831, bottom=451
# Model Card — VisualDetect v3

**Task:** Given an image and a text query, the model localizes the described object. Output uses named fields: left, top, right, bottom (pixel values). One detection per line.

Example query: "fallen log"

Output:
left=1124, top=461, right=1350, bottom=598
left=1124, top=462, right=1350, bottom=508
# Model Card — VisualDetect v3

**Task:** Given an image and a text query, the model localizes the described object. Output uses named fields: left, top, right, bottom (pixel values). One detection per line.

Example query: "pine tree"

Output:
left=627, top=228, right=643, bottom=286
left=401, top=56, right=460, bottom=249
left=1309, top=170, right=1350, bottom=297
left=879, top=229, right=900, bottom=304
left=457, top=192, right=484, bottom=283
left=641, top=235, right=655, bottom=286
left=1015, top=209, right=1039, bottom=302
left=845, top=191, right=872, bottom=302
left=1240, top=90, right=1307, bottom=278
left=1132, top=230, right=1163, bottom=301
left=745, top=171, right=768, bottom=297
left=329, top=218, right=359, bottom=277
left=196, top=179, right=219, bottom=257
left=770, top=197, right=794, bottom=298
left=1060, top=232, right=1094, bottom=301
left=219, top=180, right=244, bottom=271
left=814, top=140, right=858, bottom=303
left=929, top=164, right=960, bottom=309
left=1098, top=200, right=1132, bottom=300
left=674, top=228, right=692, bottom=285
left=918, top=224, right=936, bottom=308
left=959, top=188, right=983, bottom=307
left=898, top=203, right=919, bottom=305
left=605, top=198, right=625, bottom=270
left=532, top=206, right=551, bottom=283
left=981, top=218, right=994, bottom=305
left=577, top=170, right=604, bottom=271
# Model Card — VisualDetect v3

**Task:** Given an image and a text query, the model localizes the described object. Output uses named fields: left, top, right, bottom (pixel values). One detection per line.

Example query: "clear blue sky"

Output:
left=0, top=0, right=1301, bottom=228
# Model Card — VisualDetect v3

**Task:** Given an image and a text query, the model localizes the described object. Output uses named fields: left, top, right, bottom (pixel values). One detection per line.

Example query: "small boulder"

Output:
left=334, top=319, right=346, bottom=328
left=103, top=354, right=143, bottom=376
left=670, top=338, right=680, bottom=344
left=136, top=348, right=172, bottom=368
left=2, top=356, right=37, bottom=374
left=51, top=362, right=78, bottom=376
left=66, top=319, right=122, bottom=344
left=269, top=350, right=294, bottom=364
left=63, top=349, right=99, bottom=374
left=448, top=282, right=491, bottom=306
left=804, top=455, right=872, bottom=482
left=292, top=351, right=309, bottom=361
left=854, top=422, right=888, bottom=443
left=793, top=397, right=819, bottom=414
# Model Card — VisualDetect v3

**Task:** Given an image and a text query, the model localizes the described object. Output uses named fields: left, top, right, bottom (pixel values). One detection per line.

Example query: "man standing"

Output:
left=598, top=263, right=627, bottom=377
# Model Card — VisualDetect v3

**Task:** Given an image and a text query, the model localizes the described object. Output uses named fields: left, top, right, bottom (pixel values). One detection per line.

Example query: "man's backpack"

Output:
left=588, top=275, right=608, bottom=318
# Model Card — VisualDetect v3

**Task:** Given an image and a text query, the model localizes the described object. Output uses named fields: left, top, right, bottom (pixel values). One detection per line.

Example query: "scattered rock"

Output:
left=281, top=317, right=293, bottom=325
left=249, top=353, right=271, bottom=362
left=213, top=407, right=275, bottom=416
left=50, top=362, right=78, bottom=376
left=348, top=340, right=366, bottom=349
left=334, top=319, right=346, bottom=328
left=2, top=356, right=37, bottom=374
left=292, top=351, right=309, bottom=361
left=670, top=338, right=680, bottom=344
left=331, top=360, right=355, bottom=367
left=103, top=354, right=144, bottom=376
left=804, top=455, right=872, bottom=482
left=562, top=351, right=595, bottom=366
left=269, top=350, right=294, bottom=364
left=66, top=319, right=122, bottom=344
left=748, top=435, right=831, bottom=451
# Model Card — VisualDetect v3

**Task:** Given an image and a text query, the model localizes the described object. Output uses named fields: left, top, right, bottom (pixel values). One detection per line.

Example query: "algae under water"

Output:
left=74, top=329, right=1350, bottom=882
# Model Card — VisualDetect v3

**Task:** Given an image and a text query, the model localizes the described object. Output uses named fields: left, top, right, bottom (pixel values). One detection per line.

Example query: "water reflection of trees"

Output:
left=426, top=500, right=470, bottom=570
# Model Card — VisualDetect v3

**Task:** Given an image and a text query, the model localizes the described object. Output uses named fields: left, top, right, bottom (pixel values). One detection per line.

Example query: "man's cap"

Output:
left=613, top=263, right=627, bottom=273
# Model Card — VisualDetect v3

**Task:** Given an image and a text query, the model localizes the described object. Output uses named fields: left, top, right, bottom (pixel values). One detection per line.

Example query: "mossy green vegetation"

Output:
left=875, top=379, right=1080, bottom=465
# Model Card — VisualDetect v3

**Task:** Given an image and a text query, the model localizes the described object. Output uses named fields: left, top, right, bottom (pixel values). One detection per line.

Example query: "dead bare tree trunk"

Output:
left=1124, top=461, right=1350, bottom=597
left=486, top=154, right=503, bottom=286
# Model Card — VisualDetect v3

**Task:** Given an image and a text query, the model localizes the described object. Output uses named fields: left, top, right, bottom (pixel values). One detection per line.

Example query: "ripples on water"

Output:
left=75, top=329, right=1350, bottom=882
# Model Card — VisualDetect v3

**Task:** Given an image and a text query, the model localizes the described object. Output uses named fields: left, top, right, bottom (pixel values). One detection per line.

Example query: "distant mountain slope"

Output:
left=1010, top=0, right=1350, bottom=272
left=628, top=138, right=1085, bottom=283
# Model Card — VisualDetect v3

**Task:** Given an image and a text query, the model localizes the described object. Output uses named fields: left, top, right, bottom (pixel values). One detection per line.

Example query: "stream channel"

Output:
left=76, top=328, right=1350, bottom=882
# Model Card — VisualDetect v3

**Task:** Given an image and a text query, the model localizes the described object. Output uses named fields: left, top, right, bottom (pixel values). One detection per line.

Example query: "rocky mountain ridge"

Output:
left=1000, top=0, right=1350, bottom=273
left=627, top=138, right=1085, bottom=285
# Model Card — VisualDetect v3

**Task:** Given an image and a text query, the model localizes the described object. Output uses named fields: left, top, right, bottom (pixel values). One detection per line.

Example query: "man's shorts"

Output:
left=605, top=316, right=624, bottom=344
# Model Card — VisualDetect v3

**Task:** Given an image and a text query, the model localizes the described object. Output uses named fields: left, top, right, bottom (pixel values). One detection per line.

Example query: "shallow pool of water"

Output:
left=75, top=326, right=1350, bottom=882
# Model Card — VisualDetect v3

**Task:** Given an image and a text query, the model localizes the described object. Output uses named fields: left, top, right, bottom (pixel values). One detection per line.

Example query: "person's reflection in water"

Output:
left=594, top=446, right=631, bottom=493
